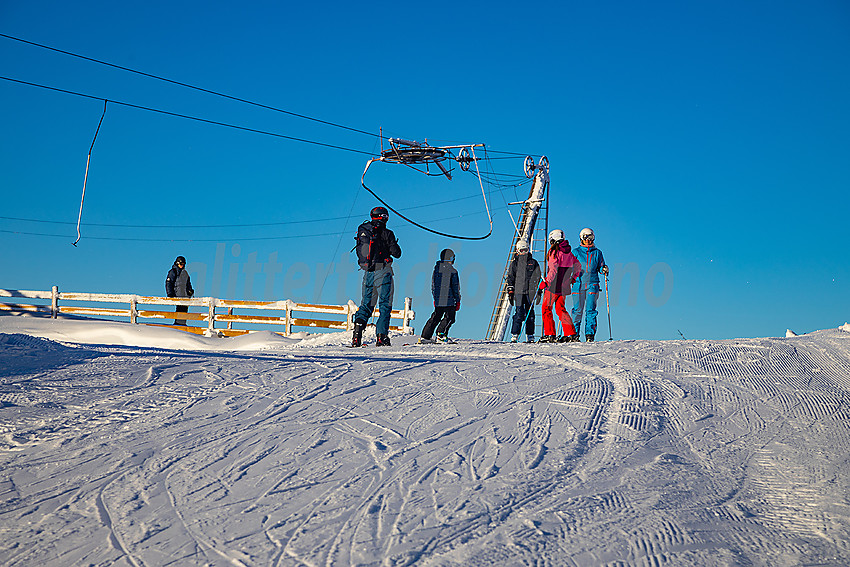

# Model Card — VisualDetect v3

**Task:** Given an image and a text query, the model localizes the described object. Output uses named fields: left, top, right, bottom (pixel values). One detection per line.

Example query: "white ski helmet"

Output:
left=548, top=229, right=564, bottom=243
left=515, top=240, right=529, bottom=253
left=580, top=227, right=595, bottom=242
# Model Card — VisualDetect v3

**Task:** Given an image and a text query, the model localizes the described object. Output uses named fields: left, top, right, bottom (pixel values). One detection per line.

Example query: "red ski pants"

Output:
left=541, top=290, right=576, bottom=337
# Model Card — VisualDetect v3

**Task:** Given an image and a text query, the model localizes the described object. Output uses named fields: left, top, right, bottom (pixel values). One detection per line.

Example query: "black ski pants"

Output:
left=511, top=295, right=535, bottom=337
left=421, top=306, right=456, bottom=339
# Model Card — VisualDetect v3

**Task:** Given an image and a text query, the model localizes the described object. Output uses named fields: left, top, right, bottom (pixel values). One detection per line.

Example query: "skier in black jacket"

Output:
left=165, top=256, right=194, bottom=325
left=506, top=241, right=541, bottom=343
left=418, top=248, right=461, bottom=344
left=352, top=207, right=401, bottom=346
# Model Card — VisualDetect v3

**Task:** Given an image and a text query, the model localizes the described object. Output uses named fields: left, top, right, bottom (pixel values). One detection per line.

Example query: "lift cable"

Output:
left=0, top=203, right=507, bottom=242
left=0, top=76, right=374, bottom=156
left=0, top=32, right=379, bottom=139
left=0, top=190, right=488, bottom=229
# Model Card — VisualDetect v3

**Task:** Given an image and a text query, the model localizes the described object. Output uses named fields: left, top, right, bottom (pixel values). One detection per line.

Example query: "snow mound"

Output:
left=786, top=329, right=798, bottom=337
left=0, top=316, right=415, bottom=352
left=840, top=322, right=850, bottom=333
left=0, top=317, right=299, bottom=351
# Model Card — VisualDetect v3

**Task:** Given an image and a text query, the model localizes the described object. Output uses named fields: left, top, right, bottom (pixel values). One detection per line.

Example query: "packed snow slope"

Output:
left=1, top=317, right=850, bottom=566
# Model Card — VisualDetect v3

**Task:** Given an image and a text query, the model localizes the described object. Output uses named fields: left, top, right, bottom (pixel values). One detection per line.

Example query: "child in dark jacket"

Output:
left=506, top=240, right=541, bottom=343
left=419, top=249, right=461, bottom=344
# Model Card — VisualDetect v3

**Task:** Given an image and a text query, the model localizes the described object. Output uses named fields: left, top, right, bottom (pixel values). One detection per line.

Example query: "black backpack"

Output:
left=354, top=220, right=377, bottom=270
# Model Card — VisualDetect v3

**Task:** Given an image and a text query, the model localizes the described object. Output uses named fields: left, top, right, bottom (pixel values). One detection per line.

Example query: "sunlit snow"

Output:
left=2, top=316, right=849, bottom=566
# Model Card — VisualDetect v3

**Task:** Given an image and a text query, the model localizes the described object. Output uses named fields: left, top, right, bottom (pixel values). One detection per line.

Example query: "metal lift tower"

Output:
left=485, top=157, right=549, bottom=341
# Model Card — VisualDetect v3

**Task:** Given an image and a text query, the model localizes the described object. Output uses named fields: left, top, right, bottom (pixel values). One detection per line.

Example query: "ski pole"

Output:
left=605, top=273, right=612, bottom=340
left=522, top=289, right=540, bottom=327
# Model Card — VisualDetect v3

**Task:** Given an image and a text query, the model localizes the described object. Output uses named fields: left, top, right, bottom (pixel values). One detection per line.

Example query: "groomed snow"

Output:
left=1, top=316, right=850, bottom=566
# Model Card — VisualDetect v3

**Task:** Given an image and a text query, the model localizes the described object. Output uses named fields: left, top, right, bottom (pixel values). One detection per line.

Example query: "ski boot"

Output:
left=526, top=336, right=535, bottom=343
left=436, top=332, right=455, bottom=344
left=418, top=336, right=436, bottom=344
left=538, top=335, right=557, bottom=343
left=510, top=334, right=519, bottom=343
left=559, top=334, right=579, bottom=343
left=376, top=333, right=391, bottom=346
left=351, top=321, right=366, bottom=347
left=586, top=335, right=595, bottom=342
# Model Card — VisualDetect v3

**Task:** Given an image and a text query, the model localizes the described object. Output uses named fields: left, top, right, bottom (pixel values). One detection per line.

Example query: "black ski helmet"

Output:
left=440, top=248, right=455, bottom=262
left=370, top=206, right=389, bottom=221
left=175, top=256, right=186, bottom=265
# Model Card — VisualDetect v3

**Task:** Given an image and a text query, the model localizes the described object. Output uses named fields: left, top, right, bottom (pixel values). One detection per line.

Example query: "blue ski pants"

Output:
left=355, top=266, right=394, bottom=335
left=571, top=289, right=599, bottom=337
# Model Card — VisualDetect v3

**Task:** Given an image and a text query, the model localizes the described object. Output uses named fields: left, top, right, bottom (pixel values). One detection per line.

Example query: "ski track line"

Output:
left=96, top=471, right=143, bottom=567
left=163, top=467, right=251, bottom=567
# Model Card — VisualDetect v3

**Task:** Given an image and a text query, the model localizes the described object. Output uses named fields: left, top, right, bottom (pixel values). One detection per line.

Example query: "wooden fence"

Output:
left=0, top=287, right=415, bottom=337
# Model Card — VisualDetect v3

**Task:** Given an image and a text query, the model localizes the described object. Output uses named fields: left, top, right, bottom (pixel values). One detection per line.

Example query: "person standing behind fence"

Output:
left=571, top=227, right=608, bottom=342
left=419, top=249, right=461, bottom=344
left=539, top=230, right=581, bottom=343
left=165, top=256, right=194, bottom=325
left=352, top=207, right=402, bottom=347
left=506, top=240, right=541, bottom=343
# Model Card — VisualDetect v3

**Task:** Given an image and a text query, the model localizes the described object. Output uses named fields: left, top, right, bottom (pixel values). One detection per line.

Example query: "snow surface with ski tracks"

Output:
left=1, top=317, right=849, bottom=566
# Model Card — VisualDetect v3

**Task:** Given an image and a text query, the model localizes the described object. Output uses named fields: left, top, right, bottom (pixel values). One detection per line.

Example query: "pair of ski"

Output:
left=347, top=338, right=457, bottom=347
left=412, top=337, right=457, bottom=345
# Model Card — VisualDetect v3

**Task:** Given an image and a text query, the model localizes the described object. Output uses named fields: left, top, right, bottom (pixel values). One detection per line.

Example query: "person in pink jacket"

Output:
left=538, top=229, right=581, bottom=343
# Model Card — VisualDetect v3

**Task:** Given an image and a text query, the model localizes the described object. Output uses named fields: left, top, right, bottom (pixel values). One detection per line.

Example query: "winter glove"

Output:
left=538, top=280, right=547, bottom=291
left=455, top=300, right=461, bottom=311
left=601, top=265, right=609, bottom=276
left=535, top=290, right=542, bottom=305
left=506, top=286, right=514, bottom=305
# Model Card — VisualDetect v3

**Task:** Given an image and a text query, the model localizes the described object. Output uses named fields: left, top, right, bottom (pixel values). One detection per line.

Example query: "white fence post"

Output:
left=403, top=297, right=412, bottom=335
left=285, top=300, right=292, bottom=336
left=130, top=296, right=138, bottom=324
left=51, top=286, right=59, bottom=318
left=347, top=300, right=357, bottom=331
left=208, top=298, right=216, bottom=332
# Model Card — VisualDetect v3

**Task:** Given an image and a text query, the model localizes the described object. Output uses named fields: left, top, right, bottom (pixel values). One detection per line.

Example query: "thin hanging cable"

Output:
left=72, top=99, right=107, bottom=246
left=360, top=146, right=493, bottom=240
left=0, top=203, right=509, bottom=242
left=484, top=150, right=520, bottom=234
left=0, top=76, right=374, bottom=156
left=0, top=192, right=486, bottom=229
left=317, top=187, right=359, bottom=299
left=0, top=33, right=380, bottom=140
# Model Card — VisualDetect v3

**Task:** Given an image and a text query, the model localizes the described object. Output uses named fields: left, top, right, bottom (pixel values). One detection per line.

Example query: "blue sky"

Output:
left=2, top=0, right=848, bottom=340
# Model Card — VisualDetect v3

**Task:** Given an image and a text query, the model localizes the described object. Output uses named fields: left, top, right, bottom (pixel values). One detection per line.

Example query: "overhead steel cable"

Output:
left=0, top=191, right=488, bottom=229
left=0, top=35, right=537, bottom=160
left=0, top=203, right=509, bottom=242
left=0, top=76, right=375, bottom=156
left=0, top=32, right=379, bottom=139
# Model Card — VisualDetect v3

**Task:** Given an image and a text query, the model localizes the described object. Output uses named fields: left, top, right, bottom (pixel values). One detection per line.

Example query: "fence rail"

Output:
left=0, top=287, right=415, bottom=337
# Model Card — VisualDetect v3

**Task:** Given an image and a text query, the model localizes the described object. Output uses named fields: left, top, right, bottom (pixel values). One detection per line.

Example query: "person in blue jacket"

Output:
left=571, top=228, right=608, bottom=342
left=419, top=249, right=461, bottom=344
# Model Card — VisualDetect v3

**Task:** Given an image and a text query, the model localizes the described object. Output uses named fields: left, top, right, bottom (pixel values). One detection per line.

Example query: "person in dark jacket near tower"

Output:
left=352, top=207, right=402, bottom=347
left=506, top=240, right=541, bottom=343
left=165, top=256, right=194, bottom=325
left=419, top=249, right=461, bottom=344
